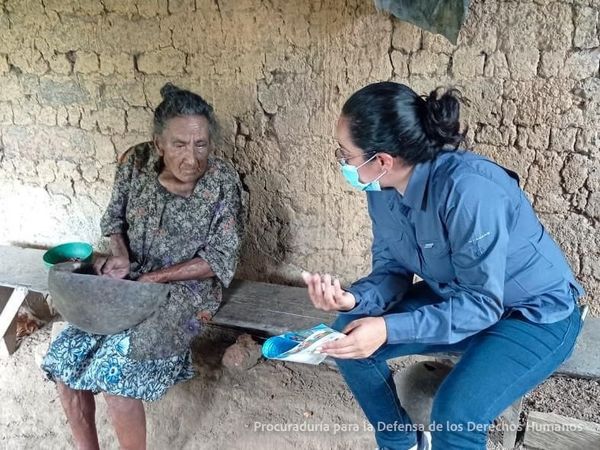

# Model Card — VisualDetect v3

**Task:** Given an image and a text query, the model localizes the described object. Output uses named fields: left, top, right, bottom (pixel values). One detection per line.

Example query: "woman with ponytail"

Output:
left=302, top=82, right=584, bottom=450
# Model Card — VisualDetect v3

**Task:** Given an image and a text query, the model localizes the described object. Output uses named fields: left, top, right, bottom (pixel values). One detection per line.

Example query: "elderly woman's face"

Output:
left=155, top=115, right=211, bottom=183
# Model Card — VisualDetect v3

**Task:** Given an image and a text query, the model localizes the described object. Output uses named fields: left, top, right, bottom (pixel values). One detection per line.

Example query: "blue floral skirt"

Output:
left=41, top=325, right=195, bottom=401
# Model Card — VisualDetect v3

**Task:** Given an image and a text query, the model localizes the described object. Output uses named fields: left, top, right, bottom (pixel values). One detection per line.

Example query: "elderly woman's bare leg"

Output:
left=56, top=382, right=100, bottom=450
left=104, top=394, right=146, bottom=450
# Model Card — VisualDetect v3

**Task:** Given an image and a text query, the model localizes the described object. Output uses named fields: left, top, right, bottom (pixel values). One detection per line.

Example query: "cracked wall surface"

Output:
left=0, top=0, right=599, bottom=311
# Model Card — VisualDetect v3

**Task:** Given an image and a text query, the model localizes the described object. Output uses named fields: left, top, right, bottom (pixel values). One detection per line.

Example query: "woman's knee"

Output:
left=430, top=388, right=489, bottom=429
left=104, top=394, right=143, bottom=414
left=56, top=380, right=72, bottom=396
left=56, top=383, right=96, bottom=417
left=57, top=382, right=90, bottom=401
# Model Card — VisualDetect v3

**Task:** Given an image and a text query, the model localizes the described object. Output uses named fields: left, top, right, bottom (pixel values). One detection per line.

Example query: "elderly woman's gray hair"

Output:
left=153, top=83, right=220, bottom=141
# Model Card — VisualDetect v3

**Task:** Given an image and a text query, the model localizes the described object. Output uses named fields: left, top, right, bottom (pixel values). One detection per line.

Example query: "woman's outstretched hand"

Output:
left=301, top=271, right=388, bottom=358
left=301, top=271, right=356, bottom=312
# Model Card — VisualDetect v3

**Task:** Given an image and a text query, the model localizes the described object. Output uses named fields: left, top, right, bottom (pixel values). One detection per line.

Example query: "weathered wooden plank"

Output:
left=0, top=318, right=17, bottom=357
left=0, top=286, right=28, bottom=357
left=502, top=397, right=523, bottom=449
left=0, top=286, right=28, bottom=337
left=0, top=246, right=49, bottom=294
left=0, top=287, right=15, bottom=357
left=1, top=246, right=599, bottom=379
left=216, top=280, right=335, bottom=334
left=217, top=282, right=600, bottom=379
left=524, top=411, right=600, bottom=450
left=555, top=317, right=600, bottom=379
left=222, top=280, right=319, bottom=314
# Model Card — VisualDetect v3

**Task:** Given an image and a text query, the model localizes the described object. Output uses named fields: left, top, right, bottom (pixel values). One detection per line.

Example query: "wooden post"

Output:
left=501, top=396, right=523, bottom=449
left=0, top=286, right=29, bottom=357
left=524, top=411, right=600, bottom=449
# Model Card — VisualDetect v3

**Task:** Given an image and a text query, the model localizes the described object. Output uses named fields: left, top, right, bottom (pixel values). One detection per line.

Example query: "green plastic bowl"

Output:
left=43, top=242, right=94, bottom=268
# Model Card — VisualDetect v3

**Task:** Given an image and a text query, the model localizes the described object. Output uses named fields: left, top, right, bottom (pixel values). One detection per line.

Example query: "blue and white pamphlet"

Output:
left=261, top=323, right=346, bottom=365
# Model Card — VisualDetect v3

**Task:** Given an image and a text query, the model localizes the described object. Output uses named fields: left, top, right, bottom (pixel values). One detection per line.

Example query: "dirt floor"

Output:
left=1, top=321, right=598, bottom=450
left=523, top=376, right=600, bottom=424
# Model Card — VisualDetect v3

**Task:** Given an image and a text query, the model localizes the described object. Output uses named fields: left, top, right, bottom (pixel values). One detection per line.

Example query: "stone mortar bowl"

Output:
left=48, top=261, right=170, bottom=335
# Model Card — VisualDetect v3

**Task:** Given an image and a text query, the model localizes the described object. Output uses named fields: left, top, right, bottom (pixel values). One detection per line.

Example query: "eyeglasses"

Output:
left=335, top=147, right=376, bottom=166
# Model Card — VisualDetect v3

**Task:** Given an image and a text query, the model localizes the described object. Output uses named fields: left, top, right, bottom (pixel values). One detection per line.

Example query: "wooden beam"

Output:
left=502, top=397, right=523, bottom=449
left=0, top=286, right=28, bottom=357
left=215, top=280, right=335, bottom=335
left=524, top=411, right=600, bottom=450
left=0, top=314, right=17, bottom=357
left=0, top=246, right=49, bottom=294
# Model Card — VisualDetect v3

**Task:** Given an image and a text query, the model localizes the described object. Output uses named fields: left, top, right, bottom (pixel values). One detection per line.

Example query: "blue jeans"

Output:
left=331, top=282, right=582, bottom=450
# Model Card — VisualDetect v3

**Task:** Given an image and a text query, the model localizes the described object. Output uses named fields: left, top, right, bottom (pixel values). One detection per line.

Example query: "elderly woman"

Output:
left=42, top=84, right=245, bottom=450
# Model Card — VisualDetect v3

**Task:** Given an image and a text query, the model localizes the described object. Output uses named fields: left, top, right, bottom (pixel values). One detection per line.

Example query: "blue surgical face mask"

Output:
left=341, top=154, right=387, bottom=191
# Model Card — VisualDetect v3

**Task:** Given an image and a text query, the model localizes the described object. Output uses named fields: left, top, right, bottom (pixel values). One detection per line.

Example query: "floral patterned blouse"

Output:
left=100, top=142, right=246, bottom=360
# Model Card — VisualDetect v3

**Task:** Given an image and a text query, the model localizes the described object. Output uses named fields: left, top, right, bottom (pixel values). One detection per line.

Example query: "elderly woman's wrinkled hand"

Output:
left=93, top=255, right=130, bottom=279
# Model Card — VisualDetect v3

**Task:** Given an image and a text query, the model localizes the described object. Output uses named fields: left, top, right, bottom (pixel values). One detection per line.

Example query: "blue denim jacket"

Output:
left=345, top=150, right=585, bottom=345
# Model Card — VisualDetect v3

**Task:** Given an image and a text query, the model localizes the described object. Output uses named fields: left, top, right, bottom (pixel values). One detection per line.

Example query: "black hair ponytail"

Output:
left=341, top=82, right=467, bottom=165
left=421, top=88, right=466, bottom=149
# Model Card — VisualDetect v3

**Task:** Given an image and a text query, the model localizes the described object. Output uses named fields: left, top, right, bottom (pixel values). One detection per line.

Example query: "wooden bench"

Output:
left=219, top=279, right=599, bottom=449
left=0, top=246, right=56, bottom=356
left=0, top=245, right=334, bottom=355
left=2, top=245, right=599, bottom=448
left=218, top=280, right=598, bottom=449
left=219, top=280, right=599, bottom=378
